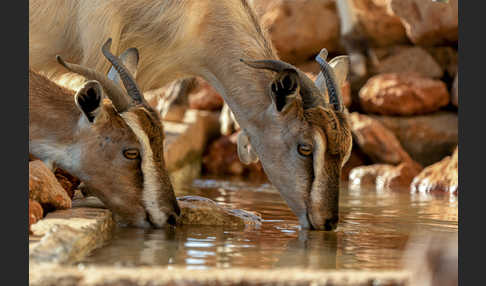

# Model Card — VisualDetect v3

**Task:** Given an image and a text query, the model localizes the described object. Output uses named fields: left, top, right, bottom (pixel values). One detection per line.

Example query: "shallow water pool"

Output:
left=79, top=177, right=457, bottom=270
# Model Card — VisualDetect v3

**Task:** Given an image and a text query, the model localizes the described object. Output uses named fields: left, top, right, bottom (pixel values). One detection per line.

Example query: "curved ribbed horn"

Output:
left=56, top=55, right=131, bottom=113
left=102, top=38, right=145, bottom=105
left=315, top=48, right=343, bottom=112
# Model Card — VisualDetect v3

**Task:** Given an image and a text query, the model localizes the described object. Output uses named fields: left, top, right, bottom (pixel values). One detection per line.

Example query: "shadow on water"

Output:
left=79, top=176, right=457, bottom=270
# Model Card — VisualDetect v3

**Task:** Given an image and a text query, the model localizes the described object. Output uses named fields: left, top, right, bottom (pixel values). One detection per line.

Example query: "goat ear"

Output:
left=75, top=81, right=104, bottom=123
left=328, top=56, right=349, bottom=88
left=270, top=70, right=301, bottom=112
left=107, top=47, right=139, bottom=84
left=237, top=131, right=259, bottom=165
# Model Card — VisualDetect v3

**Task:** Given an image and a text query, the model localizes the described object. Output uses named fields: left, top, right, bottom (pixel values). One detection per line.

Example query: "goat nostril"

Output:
left=323, top=217, right=339, bottom=231
left=174, top=203, right=181, bottom=217
left=167, top=214, right=177, bottom=226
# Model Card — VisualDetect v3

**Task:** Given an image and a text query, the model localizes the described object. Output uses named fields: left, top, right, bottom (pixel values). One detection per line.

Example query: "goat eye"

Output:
left=123, top=148, right=140, bottom=159
left=297, top=144, right=313, bottom=157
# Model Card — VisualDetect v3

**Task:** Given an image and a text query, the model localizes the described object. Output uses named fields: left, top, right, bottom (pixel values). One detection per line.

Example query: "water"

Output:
left=79, top=177, right=458, bottom=270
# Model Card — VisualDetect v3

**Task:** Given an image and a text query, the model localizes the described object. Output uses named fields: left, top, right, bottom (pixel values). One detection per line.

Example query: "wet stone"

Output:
left=177, top=195, right=262, bottom=227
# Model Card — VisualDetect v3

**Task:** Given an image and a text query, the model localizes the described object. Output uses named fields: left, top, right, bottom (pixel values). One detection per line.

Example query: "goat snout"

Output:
left=323, top=217, right=339, bottom=231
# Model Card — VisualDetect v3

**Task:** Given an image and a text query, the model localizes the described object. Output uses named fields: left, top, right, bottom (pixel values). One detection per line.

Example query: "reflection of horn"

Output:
left=315, top=48, right=344, bottom=112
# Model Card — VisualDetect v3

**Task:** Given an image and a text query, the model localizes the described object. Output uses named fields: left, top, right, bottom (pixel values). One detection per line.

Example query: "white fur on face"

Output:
left=121, top=112, right=167, bottom=227
left=29, top=140, right=83, bottom=174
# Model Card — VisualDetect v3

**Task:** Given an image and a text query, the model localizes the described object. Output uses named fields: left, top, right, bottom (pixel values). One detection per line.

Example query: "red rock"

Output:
left=388, top=0, right=458, bottom=46
left=54, top=168, right=81, bottom=199
left=188, top=78, right=224, bottom=111
left=349, top=161, right=422, bottom=191
left=425, top=46, right=458, bottom=78
left=252, top=0, right=341, bottom=64
left=341, top=147, right=369, bottom=181
left=451, top=72, right=458, bottom=107
left=29, top=199, right=43, bottom=233
left=370, top=46, right=443, bottom=78
left=348, top=112, right=413, bottom=165
left=202, top=132, right=267, bottom=179
left=411, top=147, right=458, bottom=195
left=347, top=0, right=408, bottom=47
left=370, top=112, right=457, bottom=166
left=359, top=73, right=450, bottom=116
left=29, top=160, right=72, bottom=212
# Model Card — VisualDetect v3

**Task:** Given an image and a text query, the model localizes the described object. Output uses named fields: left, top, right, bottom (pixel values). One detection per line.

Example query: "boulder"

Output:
left=347, top=0, right=408, bottom=47
left=252, top=0, right=341, bottom=64
left=202, top=132, right=267, bottom=179
left=341, top=147, right=369, bottom=181
left=54, top=168, right=80, bottom=199
left=348, top=112, right=413, bottom=165
left=188, top=78, right=224, bottom=111
left=388, top=0, right=458, bottom=45
left=359, top=73, right=450, bottom=116
left=177, top=196, right=262, bottom=227
left=145, top=77, right=196, bottom=122
left=425, top=46, right=458, bottom=78
left=349, top=161, right=422, bottom=191
left=410, top=147, right=458, bottom=194
left=370, top=112, right=457, bottom=166
left=29, top=161, right=72, bottom=212
left=29, top=199, right=43, bottom=233
left=370, top=46, right=443, bottom=78
left=451, top=72, right=458, bottom=107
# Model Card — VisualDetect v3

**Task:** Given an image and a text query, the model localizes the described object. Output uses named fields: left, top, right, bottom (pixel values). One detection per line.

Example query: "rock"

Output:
left=29, top=208, right=114, bottom=265
left=341, top=147, right=369, bottom=181
left=451, top=72, right=458, bottom=107
left=202, top=132, right=267, bottom=179
left=188, top=78, right=224, bottom=111
left=145, top=77, right=197, bottom=122
left=164, top=110, right=221, bottom=186
left=177, top=196, right=262, bottom=227
left=347, top=0, right=408, bottom=47
left=370, top=46, right=443, bottom=78
left=252, top=0, right=340, bottom=64
left=410, top=147, right=458, bottom=194
left=359, top=73, right=450, bottom=116
left=29, top=160, right=72, bottom=212
left=348, top=112, right=413, bottom=165
left=370, top=112, right=457, bottom=166
left=54, top=168, right=80, bottom=199
left=349, top=161, right=422, bottom=191
left=29, top=199, right=43, bottom=233
left=425, top=46, right=458, bottom=78
left=388, top=0, right=458, bottom=46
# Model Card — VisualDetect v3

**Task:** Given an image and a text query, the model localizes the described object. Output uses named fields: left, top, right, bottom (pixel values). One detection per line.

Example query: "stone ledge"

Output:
left=29, top=207, right=114, bottom=265
left=29, top=265, right=410, bottom=286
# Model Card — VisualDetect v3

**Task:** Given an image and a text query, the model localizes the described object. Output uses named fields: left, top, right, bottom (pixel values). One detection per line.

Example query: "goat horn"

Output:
left=56, top=55, right=131, bottom=113
left=102, top=38, right=145, bottom=105
left=315, top=48, right=343, bottom=112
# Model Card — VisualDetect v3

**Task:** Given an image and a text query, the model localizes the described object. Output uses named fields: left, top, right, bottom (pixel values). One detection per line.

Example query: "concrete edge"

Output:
left=29, top=264, right=411, bottom=286
left=29, top=208, right=115, bottom=266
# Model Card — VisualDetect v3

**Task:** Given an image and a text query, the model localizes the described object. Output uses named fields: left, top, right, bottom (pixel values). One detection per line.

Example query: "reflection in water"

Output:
left=80, top=177, right=458, bottom=270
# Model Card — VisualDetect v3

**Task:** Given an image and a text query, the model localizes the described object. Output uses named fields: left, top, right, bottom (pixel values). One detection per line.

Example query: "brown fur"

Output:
left=30, top=0, right=351, bottom=230
left=29, top=69, right=179, bottom=228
